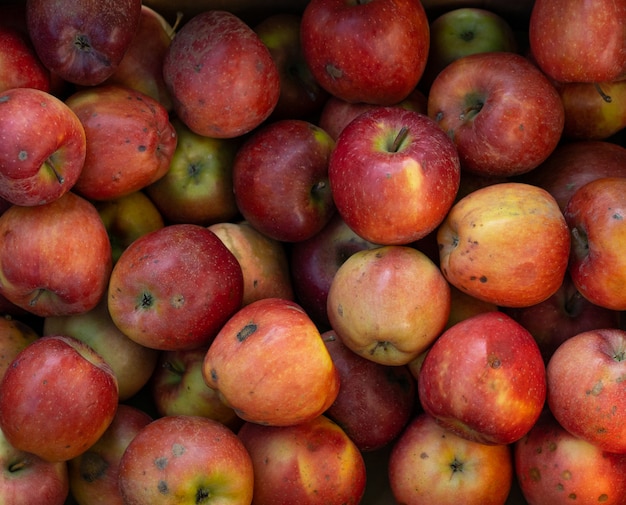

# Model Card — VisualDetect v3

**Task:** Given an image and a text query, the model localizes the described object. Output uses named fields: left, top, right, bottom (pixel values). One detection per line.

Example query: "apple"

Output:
left=300, top=0, right=429, bottom=105
left=388, top=412, right=513, bottom=505
left=94, top=190, right=165, bottom=264
left=232, top=118, right=336, bottom=243
left=150, top=347, right=243, bottom=431
left=144, top=117, right=240, bottom=226
left=103, top=4, right=175, bottom=112
left=237, top=414, right=367, bottom=505
left=427, top=51, right=564, bottom=177
left=65, top=84, right=177, bottom=201
left=503, top=272, right=621, bottom=364
left=564, top=176, right=626, bottom=310
left=162, top=9, right=280, bottom=139
left=289, top=212, right=379, bottom=330
left=421, top=7, right=518, bottom=91
left=528, top=0, right=626, bottom=83
left=322, top=330, right=416, bottom=452
left=0, top=425, right=69, bottom=505
left=203, top=297, right=340, bottom=427
left=437, top=182, right=571, bottom=308
left=0, top=335, right=119, bottom=462
left=208, top=221, right=295, bottom=307
left=515, top=409, right=626, bottom=505
left=42, top=297, right=160, bottom=402
left=328, top=106, right=461, bottom=245
left=327, top=245, right=450, bottom=366
left=546, top=328, right=626, bottom=454
left=418, top=311, right=547, bottom=445
left=0, top=87, right=86, bottom=206
left=0, top=315, right=39, bottom=380
left=107, top=224, right=244, bottom=351
left=119, top=415, right=254, bottom=505
left=0, top=24, right=50, bottom=92
left=0, top=191, right=112, bottom=317
left=254, top=13, right=329, bottom=120
left=520, top=139, right=626, bottom=212
left=67, top=404, right=153, bottom=505
left=26, top=0, right=142, bottom=86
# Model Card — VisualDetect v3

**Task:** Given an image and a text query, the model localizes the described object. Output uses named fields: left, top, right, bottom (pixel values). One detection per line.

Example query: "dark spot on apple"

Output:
left=74, top=34, right=92, bottom=52
left=519, top=124, right=524, bottom=131
left=325, top=63, right=343, bottom=80
left=479, top=276, right=487, bottom=283
left=488, top=355, right=501, bottom=369
left=196, top=487, right=211, bottom=503
left=0, top=95, right=9, bottom=103
left=435, top=111, right=444, bottom=122
left=18, top=150, right=27, bottom=161
left=460, top=31, right=475, bottom=42
left=158, top=480, right=169, bottom=494
left=568, top=493, right=577, bottom=500
left=210, top=368, right=217, bottom=382
left=529, top=467, right=541, bottom=482
left=337, top=304, right=343, bottom=317
left=420, top=452, right=428, bottom=459
left=548, top=442, right=557, bottom=452
left=154, top=456, right=168, bottom=469
left=172, top=443, right=185, bottom=457
left=237, top=323, right=257, bottom=342
left=138, top=145, right=147, bottom=152
left=599, top=493, right=609, bottom=502
left=170, top=294, right=185, bottom=309
left=613, top=213, right=623, bottom=220
left=586, top=381, right=603, bottom=396
left=79, top=451, right=109, bottom=483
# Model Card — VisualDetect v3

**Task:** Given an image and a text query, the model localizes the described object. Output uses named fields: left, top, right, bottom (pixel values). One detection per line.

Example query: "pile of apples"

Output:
left=1, top=0, right=626, bottom=504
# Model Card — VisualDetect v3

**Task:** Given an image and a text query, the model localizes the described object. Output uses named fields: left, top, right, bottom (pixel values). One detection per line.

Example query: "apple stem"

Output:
left=45, top=159, right=65, bottom=184
left=8, top=460, right=27, bottom=472
left=594, top=83, right=612, bottom=103
left=29, top=288, right=44, bottom=307
left=390, top=127, right=410, bottom=153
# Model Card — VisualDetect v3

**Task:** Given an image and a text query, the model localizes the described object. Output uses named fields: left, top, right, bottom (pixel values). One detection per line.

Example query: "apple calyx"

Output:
left=449, top=457, right=465, bottom=474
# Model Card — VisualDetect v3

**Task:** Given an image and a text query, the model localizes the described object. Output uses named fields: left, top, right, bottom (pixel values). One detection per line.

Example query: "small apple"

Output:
left=327, top=245, right=450, bottom=366
left=237, top=414, right=367, bottom=505
left=418, top=311, right=547, bottom=445
left=203, top=297, right=340, bottom=427
left=328, top=106, right=461, bottom=245
left=0, top=87, right=86, bottom=206
left=26, top=0, right=142, bottom=86
left=0, top=335, right=119, bottom=462
left=107, top=224, right=244, bottom=351
left=163, top=9, right=280, bottom=138
left=546, top=328, right=626, bottom=454
left=389, top=412, right=513, bottom=505
left=0, top=24, right=50, bottom=92
left=118, top=415, right=254, bottom=505
left=438, top=182, right=571, bottom=308
left=232, top=118, right=336, bottom=243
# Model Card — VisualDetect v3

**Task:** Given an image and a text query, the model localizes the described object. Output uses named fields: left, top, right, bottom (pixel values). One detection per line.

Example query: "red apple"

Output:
left=0, top=24, right=50, bottom=92
left=322, top=330, right=416, bottom=452
left=203, top=297, right=340, bottom=427
left=328, top=106, right=461, bottom=245
left=515, top=409, right=626, bottom=505
left=418, top=311, right=547, bottom=445
left=26, top=0, right=142, bottom=86
left=289, top=212, right=379, bottom=330
left=237, top=414, right=367, bottom=505
left=327, top=245, right=450, bottom=366
left=300, top=0, right=429, bottom=105
left=162, top=9, right=280, bottom=138
left=144, top=117, right=240, bottom=226
left=107, top=224, right=244, bottom=351
left=118, top=415, right=254, bottom=505
left=208, top=221, right=295, bottom=307
left=65, top=84, right=177, bottom=201
left=0, top=87, right=86, bottom=206
left=564, top=176, right=626, bottom=310
left=68, top=404, right=153, bottom=505
left=0, top=315, right=39, bottom=380
left=438, top=182, right=571, bottom=308
left=427, top=51, right=564, bottom=177
left=0, top=335, right=119, bottom=462
left=232, top=118, right=336, bottom=243
left=546, top=328, right=626, bottom=454
left=528, top=0, right=626, bottom=83
left=0, top=192, right=112, bottom=317
left=389, top=412, right=513, bottom=505
left=0, top=425, right=69, bottom=505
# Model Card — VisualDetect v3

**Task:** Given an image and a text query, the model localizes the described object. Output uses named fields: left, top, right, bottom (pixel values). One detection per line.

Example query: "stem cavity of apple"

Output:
left=29, top=288, right=45, bottom=307
left=44, top=157, right=65, bottom=185
left=570, top=226, right=590, bottom=258
left=389, top=126, right=410, bottom=153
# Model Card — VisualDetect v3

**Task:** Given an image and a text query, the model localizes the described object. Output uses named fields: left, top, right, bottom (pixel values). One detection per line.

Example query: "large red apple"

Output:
left=418, top=311, right=547, bottom=445
left=26, top=0, right=142, bottom=86
left=0, top=335, right=119, bottom=462
left=438, top=182, right=570, bottom=308
left=0, top=192, right=112, bottom=317
left=300, top=0, right=430, bottom=105
left=0, top=87, right=86, bottom=206
left=118, top=415, right=254, bottom=505
left=107, top=224, right=244, bottom=351
left=162, top=9, right=280, bottom=138
left=546, top=328, right=626, bottom=454
left=389, top=412, right=513, bottom=505
left=328, top=106, right=461, bottom=245
left=237, top=414, right=367, bottom=505
left=427, top=51, right=564, bottom=177
left=203, top=297, right=340, bottom=427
